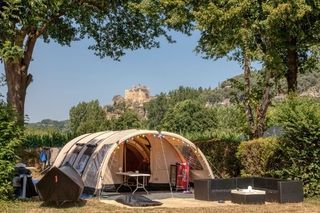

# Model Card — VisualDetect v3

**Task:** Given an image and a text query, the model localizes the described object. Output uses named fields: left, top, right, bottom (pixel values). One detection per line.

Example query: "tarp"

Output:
left=116, top=195, right=162, bottom=207
left=36, top=164, right=84, bottom=202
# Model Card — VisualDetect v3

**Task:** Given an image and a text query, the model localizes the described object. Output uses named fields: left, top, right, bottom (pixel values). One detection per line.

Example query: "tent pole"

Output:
left=124, top=143, right=127, bottom=172
left=159, top=132, right=174, bottom=198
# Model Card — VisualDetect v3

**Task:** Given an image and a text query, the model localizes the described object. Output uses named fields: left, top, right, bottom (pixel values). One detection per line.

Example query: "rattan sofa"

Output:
left=194, top=177, right=303, bottom=203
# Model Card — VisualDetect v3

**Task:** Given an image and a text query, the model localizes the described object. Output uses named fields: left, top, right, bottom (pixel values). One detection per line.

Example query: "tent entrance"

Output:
left=124, top=141, right=150, bottom=174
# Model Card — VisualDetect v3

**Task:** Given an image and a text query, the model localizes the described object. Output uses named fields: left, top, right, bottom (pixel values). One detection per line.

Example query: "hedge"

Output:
left=194, top=137, right=241, bottom=178
left=237, top=137, right=278, bottom=177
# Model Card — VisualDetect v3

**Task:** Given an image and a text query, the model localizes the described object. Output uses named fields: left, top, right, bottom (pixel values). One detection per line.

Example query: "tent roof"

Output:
left=67, top=129, right=198, bottom=147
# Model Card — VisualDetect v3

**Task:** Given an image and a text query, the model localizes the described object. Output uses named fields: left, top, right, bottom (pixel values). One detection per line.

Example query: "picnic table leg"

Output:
left=117, top=175, right=132, bottom=192
left=132, top=176, right=149, bottom=194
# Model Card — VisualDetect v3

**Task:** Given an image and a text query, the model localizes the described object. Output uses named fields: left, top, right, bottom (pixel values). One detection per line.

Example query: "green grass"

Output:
left=0, top=197, right=319, bottom=213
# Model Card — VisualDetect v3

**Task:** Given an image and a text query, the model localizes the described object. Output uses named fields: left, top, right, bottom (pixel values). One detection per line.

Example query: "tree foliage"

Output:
left=0, top=101, right=23, bottom=200
left=0, top=0, right=170, bottom=61
left=69, top=100, right=145, bottom=135
left=145, top=86, right=206, bottom=130
left=270, top=96, right=320, bottom=197
left=69, top=100, right=109, bottom=136
left=137, top=0, right=320, bottom=92
left=0, top=0, right=171, bottom=123
left=145, top=92, right=169, bottom=130
left=160, top=99, right=217, bottom=134
left=214, top=104, right=247, bottom=135
left=110, top=110, right=143, bottom=130
left=137, top=0, right=320, bottom=138
left=167, top=86, right=204, bottom=104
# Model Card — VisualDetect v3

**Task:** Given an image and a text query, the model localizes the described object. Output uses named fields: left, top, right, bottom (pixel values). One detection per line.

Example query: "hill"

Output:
left=26, top=119, right=69, bottom=132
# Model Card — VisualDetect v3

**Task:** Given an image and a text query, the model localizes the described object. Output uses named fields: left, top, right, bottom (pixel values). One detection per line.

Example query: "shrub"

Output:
left=0, top=102, right=23, bottom=200
left=237, top=137, right=278, bottom=177
left=270, top=96, right=320, bottom=197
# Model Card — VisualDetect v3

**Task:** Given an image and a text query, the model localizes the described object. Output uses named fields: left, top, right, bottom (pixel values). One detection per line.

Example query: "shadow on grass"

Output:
left=40, top=199, right=87, bottom=209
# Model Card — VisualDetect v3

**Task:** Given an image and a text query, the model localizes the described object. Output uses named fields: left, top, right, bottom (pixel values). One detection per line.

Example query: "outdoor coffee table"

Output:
left=116, top=172, right=150, bottom=194
left=231, top=189, right=266, bottom=204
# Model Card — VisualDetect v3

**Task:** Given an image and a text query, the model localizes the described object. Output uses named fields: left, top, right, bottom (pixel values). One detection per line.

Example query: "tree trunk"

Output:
left=243, top=53, right=255, bottom=139
left=254, top=69, right=272, bottom=138
left=4, top=60, right=32, bottom=124
left=286, top=37, right=298, bottom=93
left=4, top=36, right=36, bottom=125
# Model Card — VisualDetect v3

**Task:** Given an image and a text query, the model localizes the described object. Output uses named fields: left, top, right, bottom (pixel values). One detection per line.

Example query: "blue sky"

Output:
left=0, top=32, right=243, bottom=123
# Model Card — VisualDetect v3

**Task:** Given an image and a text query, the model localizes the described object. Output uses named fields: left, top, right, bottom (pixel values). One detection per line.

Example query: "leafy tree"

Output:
left=69, top=100, right=109, bottom=136
left=137, top=0, right=320, bottom=93
left=261, top=1, right=320, bottom=92
left=161, top=99, right=217, bottom=134
left=193, top=1, right=278, bottom=138
left=0, top=0, right=170, bottom=124
left=145, top=92, right=169, bottom=130
left=111, top=110, right=142, bottom=130
left=167, top=86, right=204, bottom=105
left=137, top=0, right=320, bottom=137
left=0, top=101, right=23, bottom=200
left=214, top=104, right=247, bottom=135
left=146, top=86, right=205, bottom=129
left=270, top=96, right=320, bottom=197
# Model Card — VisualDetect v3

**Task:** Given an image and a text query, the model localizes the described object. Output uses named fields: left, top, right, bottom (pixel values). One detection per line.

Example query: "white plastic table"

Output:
left=116, top=172, right=150, bottom=194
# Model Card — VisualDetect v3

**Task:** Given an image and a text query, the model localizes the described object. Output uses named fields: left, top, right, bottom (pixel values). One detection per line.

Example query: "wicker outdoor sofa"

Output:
left=194, top=177, right=303, bottom=203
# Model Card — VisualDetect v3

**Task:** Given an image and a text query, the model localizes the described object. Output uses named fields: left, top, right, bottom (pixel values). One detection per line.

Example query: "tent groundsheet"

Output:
left=116, top=194, right=163, bottom=207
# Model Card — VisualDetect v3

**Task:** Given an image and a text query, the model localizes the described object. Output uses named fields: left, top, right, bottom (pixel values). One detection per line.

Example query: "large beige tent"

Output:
left=53, top=129, right=213, bottom=194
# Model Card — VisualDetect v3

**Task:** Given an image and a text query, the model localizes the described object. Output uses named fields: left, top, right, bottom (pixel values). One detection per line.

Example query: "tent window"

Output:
left=83, top=144, right=112, bottom=186
left=94, top=144, right=112, bottom=169
left=76, top=146, right=95, bottom=174
left=66, top=145, right=83, bottom=165
left=177, top=145, right=203, bottom=170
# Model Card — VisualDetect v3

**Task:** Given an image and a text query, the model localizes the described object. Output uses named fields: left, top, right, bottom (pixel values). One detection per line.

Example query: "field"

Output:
left=0, top=197, right=319, bottom=213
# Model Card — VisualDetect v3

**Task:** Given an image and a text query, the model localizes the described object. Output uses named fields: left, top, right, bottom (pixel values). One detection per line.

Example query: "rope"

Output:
left=159, top=132, right=174, bottom=198
left=207, top=158, right=223, bottom=178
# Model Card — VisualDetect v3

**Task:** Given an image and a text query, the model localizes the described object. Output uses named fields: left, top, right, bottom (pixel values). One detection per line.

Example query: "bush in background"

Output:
left=270, top=96, right=320, bottom=197
left=0, top=102, right=23, bottom=200
left=237, top=137, right=278, bottom=177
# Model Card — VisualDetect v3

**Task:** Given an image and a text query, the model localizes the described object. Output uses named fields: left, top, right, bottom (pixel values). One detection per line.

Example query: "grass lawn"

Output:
left=0, top=197, right=319, bottom=213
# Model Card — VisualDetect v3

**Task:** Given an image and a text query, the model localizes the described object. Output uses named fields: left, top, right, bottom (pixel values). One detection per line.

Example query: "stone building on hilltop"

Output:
left=105, top=84, right=152, bottom=120
left=124, top=84, right=151, bottom=106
